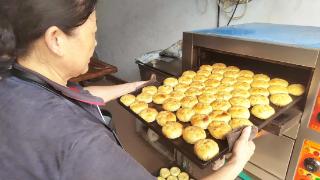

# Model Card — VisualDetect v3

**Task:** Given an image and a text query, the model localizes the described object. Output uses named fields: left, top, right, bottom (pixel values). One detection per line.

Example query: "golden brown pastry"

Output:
left=221, top=77, right=237, bottom=86
left=229, top=97, right=251, bottom=108
left=217, top=85, right=234, bottom=92
left=174, top=83, right=190, bottom=93
left=191, top=114, right=213, bottom=129
left=211, top=100, right=232, bottom=111
left=193, top=103, right=213, bottom=115
left=229, top=118, right=253, bottom=129
left=202, top=87, right=218, bottom=95
left=270, top=93, right=293, bottom=107
left=163, top=98, right=181, bottom=111
left=269, top=78, right=289, bottom=87
left=251, top=80, right=270, bottom=89
left=193, top=75, right=208, bottom=82
left=142, top=86, right=158, bottom=95
left=162, top=121, right=183, bottom=139
left=224, top=71, right=239, bottom=78
left=139, top=108, right=158, bottom=122
left=233, top=82, right=251, bottom=91
left=200, top=64, right=213, bottom=72
left=268, top=85, right=288, bottom=95
left=156, top=111, right=177, bottom=126
left=251, top=104, right=275, bottom=119
left=170, top=91, right=185, bottom=101
left=209, top=110, right=231, bottom=122
left=178, top=172, right=189, bottom=180
left=178, top=76, right=193, bottom=85
left=160, top=168, right=171, bottom=178
left=253, top=74, right=270, bottom=82
left=239, top=70, right=254, bottom=78
left=182, top=126, right=206, bottom=144
left=215, top=91, right=232, bottom=101
left=197, top=69, right=211, bottom=77
left=249, top=87, right=270, bottom=97
left=157, top=176, right=166, bottom=180
left=288, top=84, right=305, bottom=96
left=182, top=70, right=197, bottom=78
left=167, top=176, right=178, bottom=180
left=153, top=93, right=170, bottom=104
left=130, top=101, right=148, bottom=114
left=225, top=66, right=240, bottom=72
left=212, top=63, right=227, bottom=69
left=231, top=89, right=250, bottom=98
left=249, top=95, right=270, bottom=106
left=185, top=87, right=202, bottom=97
left=170, top=167, right=181, bottom=176
left=194, top=139, right=219, bottom=161
left=204, top=79, right=220, bottom=88
left=158, top=85, right=174, bottom=94
left=228, top=106, right=250, bottom=119
left=180, top=96, right=199, bottom=108
left=176, top=108, right=196, bottom=122
left=164, top=77, right=179, bottom=87
left=198, top=93, right=216, bottom=104
left=208, top=122, right=232, bottom=139
left=189, top=81, right=205, bottom=89
left=208, top=73, right=224, bottom=81
left=136, top=92, right=153, bottom=103
left=120, top=94, right=136, bottom=106
left=211, top=68, right=226, bottom=75
left=237, top=76, right=253, bottom=84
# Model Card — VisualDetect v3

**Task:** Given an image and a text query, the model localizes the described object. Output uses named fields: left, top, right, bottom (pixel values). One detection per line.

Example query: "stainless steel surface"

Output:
left=249, top=133, right=295, bottom=179
left=182, top=32, right=319, bottom=70
left=286, top=55, right=320, bottom=179
left=245, top=162, right=280, bottom=180
left=283, top=123, right=300, bottom=140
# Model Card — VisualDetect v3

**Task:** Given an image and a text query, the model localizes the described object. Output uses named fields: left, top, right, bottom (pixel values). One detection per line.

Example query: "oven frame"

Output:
left=182, top=31, right=320, bottom=179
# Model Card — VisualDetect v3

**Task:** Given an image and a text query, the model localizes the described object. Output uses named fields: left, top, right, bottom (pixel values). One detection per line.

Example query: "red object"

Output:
left=309, top=91, right=320, bottom=132
left=294, top=140, right=320, bottom=179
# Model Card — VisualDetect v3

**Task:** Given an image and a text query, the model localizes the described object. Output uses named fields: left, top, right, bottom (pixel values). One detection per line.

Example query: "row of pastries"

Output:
left=120, top=63, right=305, bottom=161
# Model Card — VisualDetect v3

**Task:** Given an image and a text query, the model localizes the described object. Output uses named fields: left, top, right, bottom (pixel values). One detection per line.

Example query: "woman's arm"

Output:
left=202, top=126, right=255, bottom=180
left=84, top=81, right=147, bottom=103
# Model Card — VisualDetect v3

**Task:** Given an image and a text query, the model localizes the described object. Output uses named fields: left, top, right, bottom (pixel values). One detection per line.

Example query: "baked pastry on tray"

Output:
left=288, top=84, right=305, bottom=96
left=130, top=101, right=148, bottom=114
left=163, top=98, right=181, bottom=112
left=176, top=108, right=196, bottom=122
left=194, top=139, right=219, bottom=161
left=142, top=86, right=158, bottom=95
left=251, top=104, right=275, bottom=120
left=139, top=108, right=158, bottom=123
left=270, top=93, right=293, bottom=107
left=182, top=126, right=206, bottom=144
left=162, top=121, right=183, bottom=139
left=120, top=94, right=136, bottom=106
left=208, top=122, right=232, bottom=140
left=156, top=111, right=176, bottom=126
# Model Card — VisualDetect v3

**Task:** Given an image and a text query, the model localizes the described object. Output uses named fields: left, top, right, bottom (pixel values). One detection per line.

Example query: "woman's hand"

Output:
left=230, top=126, right=256, bottom=167
left=202, top=126, right=256, bottom=180
left=134, top=74, right=157, bottom=91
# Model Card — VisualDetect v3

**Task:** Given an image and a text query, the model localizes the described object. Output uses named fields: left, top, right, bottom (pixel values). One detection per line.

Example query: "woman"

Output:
left=0, top=0, right=255, bottom=179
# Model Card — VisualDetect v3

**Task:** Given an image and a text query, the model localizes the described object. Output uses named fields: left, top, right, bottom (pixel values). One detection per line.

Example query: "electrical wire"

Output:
left=217, top=0, right=220, bottom=27
left=227, top=0, right=240, bottom=26
left=217, top=0, right=249, bottom=24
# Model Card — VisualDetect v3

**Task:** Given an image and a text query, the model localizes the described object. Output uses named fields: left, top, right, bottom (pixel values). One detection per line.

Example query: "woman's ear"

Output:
left=44, top=26, right=65, bottom=56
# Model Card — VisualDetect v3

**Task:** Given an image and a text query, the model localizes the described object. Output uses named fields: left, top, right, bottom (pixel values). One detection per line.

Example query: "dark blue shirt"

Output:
left=0, top=64, right=154, bottom=180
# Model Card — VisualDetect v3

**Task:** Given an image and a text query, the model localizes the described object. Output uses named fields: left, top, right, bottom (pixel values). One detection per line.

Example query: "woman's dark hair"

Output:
left=0, top=0, right=97, bottom=63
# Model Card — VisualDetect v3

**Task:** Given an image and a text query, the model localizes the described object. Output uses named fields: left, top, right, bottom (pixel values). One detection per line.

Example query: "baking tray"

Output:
left=118, top=90, right=302, bottom=168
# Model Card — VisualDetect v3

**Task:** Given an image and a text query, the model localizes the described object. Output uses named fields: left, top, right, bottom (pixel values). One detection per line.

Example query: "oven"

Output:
left=136, top=23, right=320, bottom=179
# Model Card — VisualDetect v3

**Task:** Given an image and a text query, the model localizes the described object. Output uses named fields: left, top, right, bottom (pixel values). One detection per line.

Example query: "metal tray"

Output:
left=118, top=91, right=302, bottom=168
